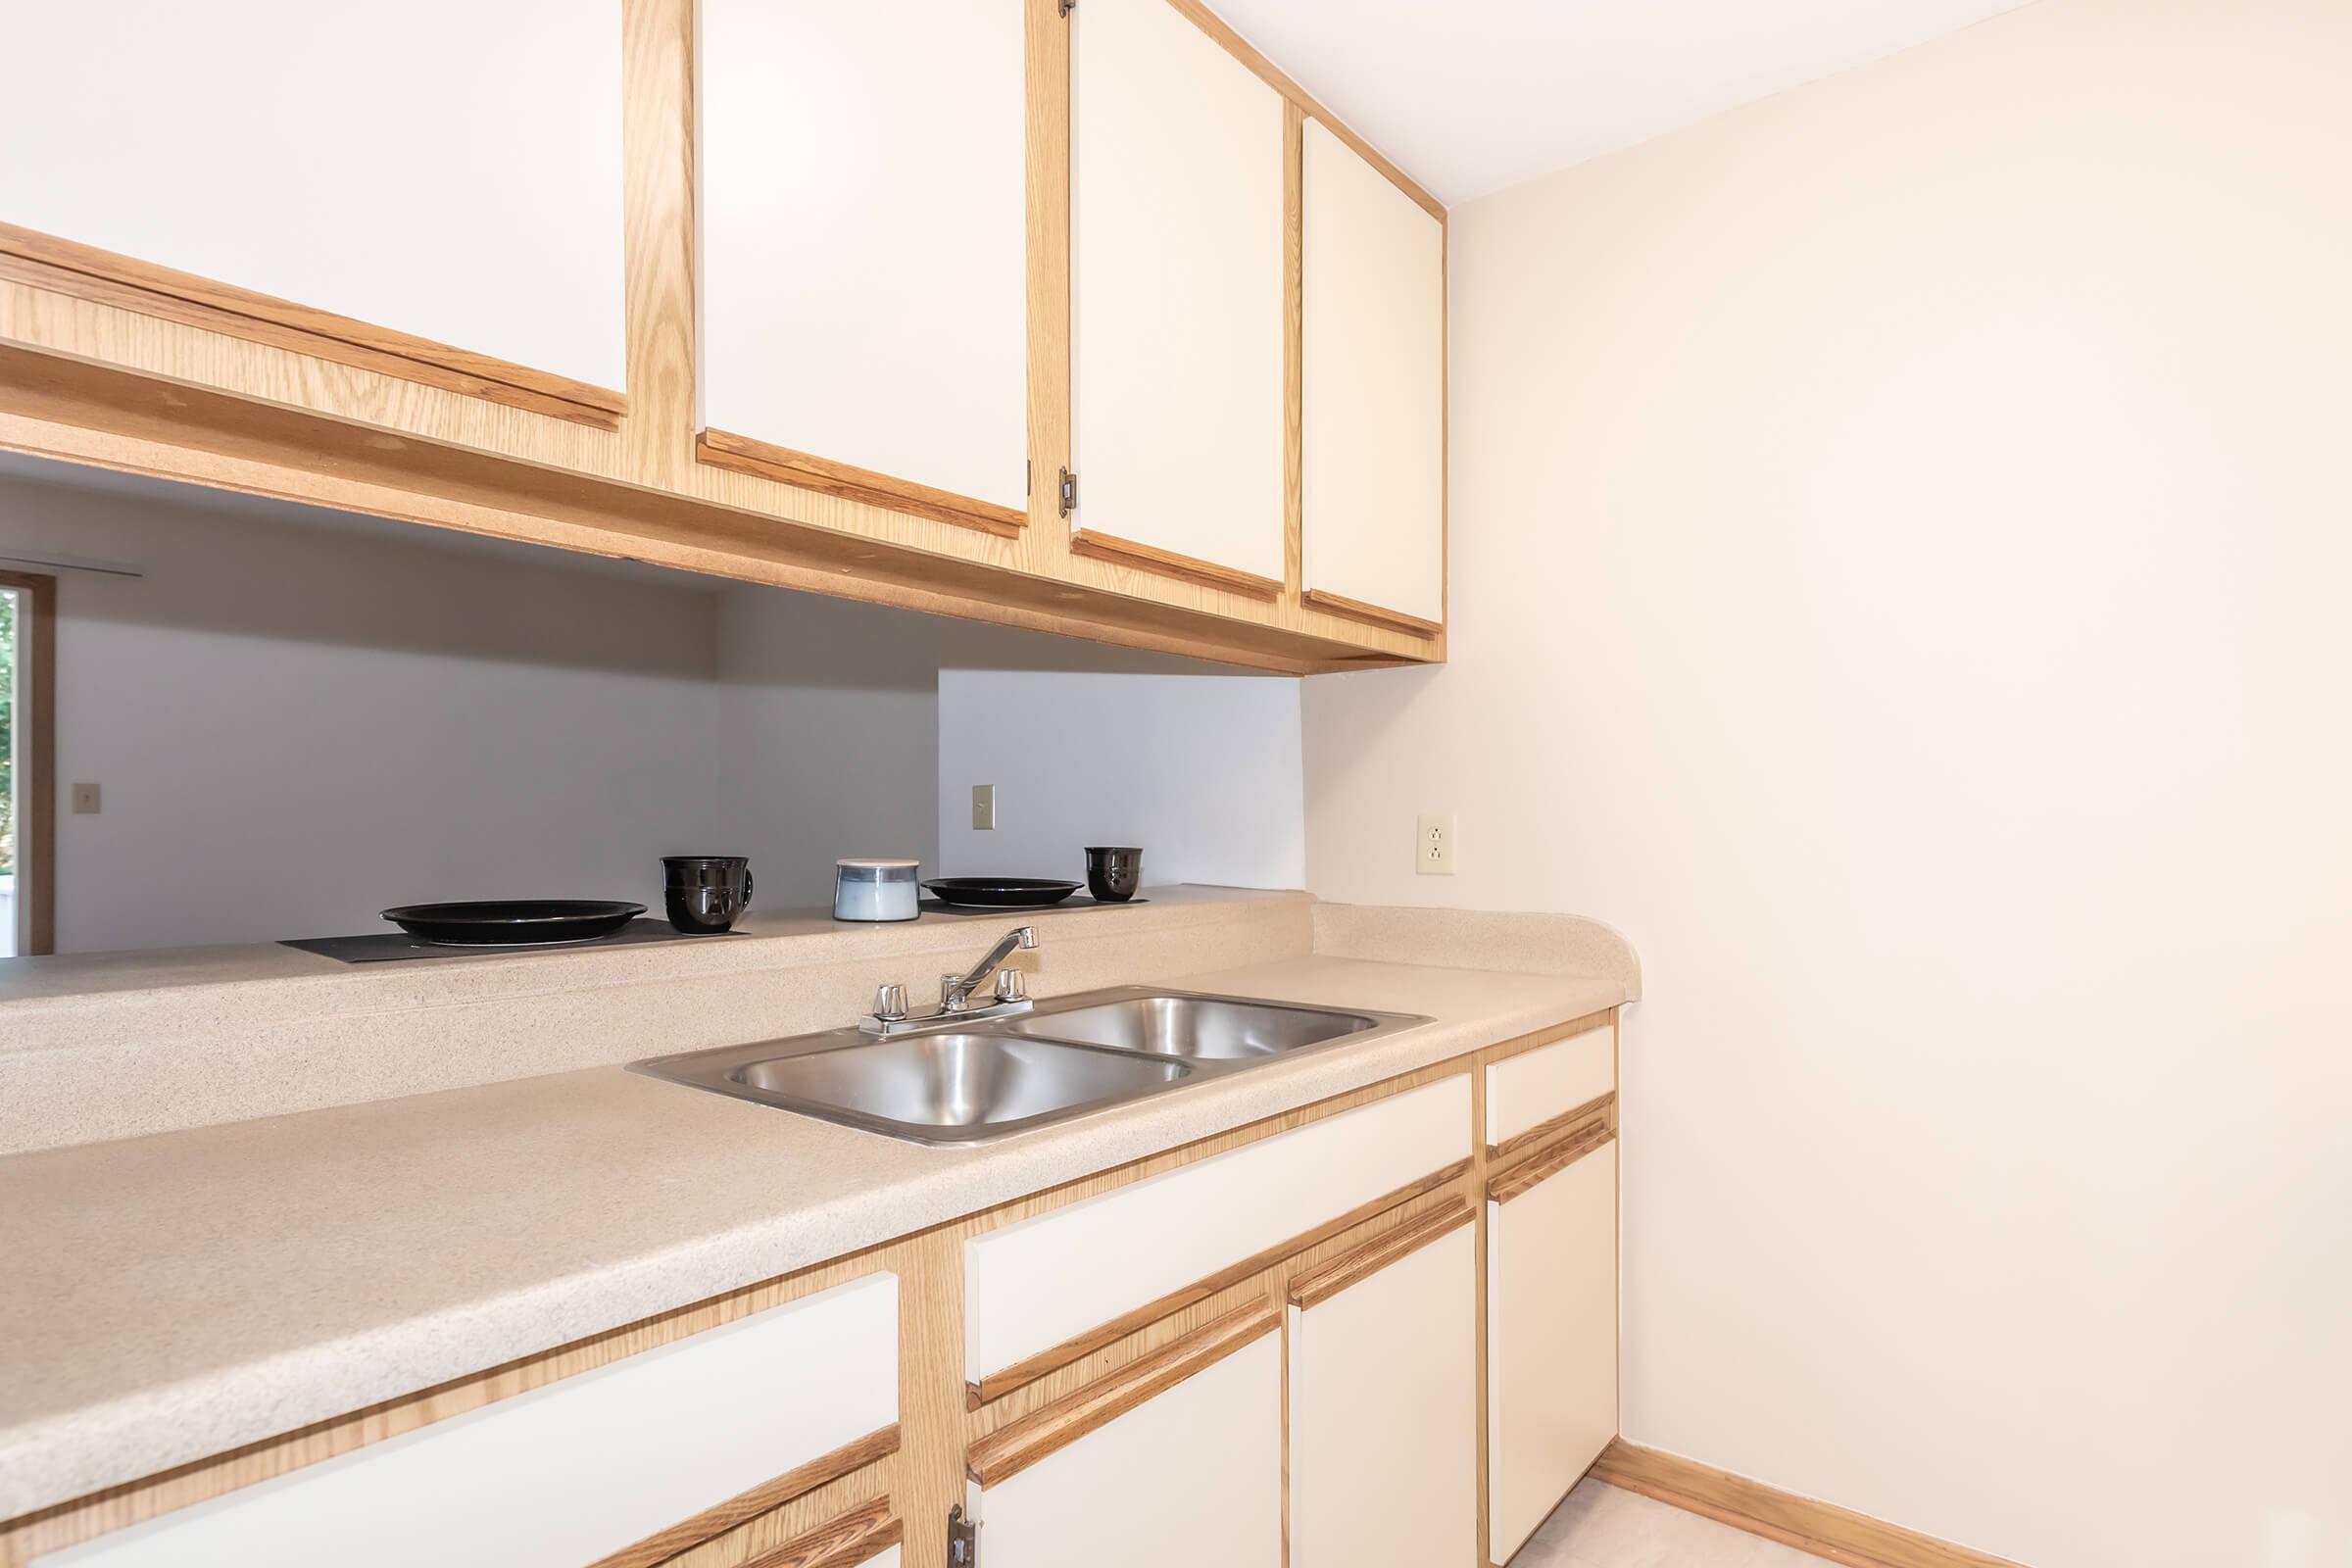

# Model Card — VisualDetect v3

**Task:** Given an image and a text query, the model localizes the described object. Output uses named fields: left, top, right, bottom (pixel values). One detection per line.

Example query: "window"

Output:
left=0, top=569, right=53, bottom=957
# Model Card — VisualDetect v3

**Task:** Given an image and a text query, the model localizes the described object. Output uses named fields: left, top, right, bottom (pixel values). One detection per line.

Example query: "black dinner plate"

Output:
left=919, top=878, right=1082, bottom=908
left=379, top=899, right=647, bottom=947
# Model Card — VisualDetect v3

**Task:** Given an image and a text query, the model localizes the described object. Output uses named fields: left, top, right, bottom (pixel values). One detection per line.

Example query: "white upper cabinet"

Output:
left=699, top=0, right=1028, bottom=520
left=1300, top=119, right=1446, bottom=629
left=1071, top=0, right=1287, bottom=589
left=0, top=0, right=625, bottom=396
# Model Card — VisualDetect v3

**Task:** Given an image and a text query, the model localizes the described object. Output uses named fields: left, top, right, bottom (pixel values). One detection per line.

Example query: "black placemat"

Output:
left=282, top=917, right=746, bottom=964
left=915, top=896, right=1152, bottom=916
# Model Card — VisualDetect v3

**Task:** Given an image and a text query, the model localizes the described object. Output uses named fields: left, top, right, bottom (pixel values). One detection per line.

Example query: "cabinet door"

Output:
left=40, top=1274, right=900, bottom=1568
left=0, top=0, right=625, bottom=406
left=1487, top=1141, right=1618, bottom=1560
left=1289, top=1209, right=1478, bottom=1568
left=968, top=1309, right=1283, bottom=1568
left=700, top=0, right=1028, bottom=530
left=1300, top=118, right=1446, bottom=633
left=1070, top=0, right=1287, bottom=592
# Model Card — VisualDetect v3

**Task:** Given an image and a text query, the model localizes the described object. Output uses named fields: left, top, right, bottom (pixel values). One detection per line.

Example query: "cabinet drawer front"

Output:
left=1487, top=1146, right=1617, bottom=1560
left=965, top=1076, right=1470, bottom=1382
left=1289, top=1223, right=1479, bottom=1568
left=973, top=1329, right=1282, bottom=1568
left=44, top=1273, right=899, bottom=1568
left=1485, top=1021, right=1615, bottom=1149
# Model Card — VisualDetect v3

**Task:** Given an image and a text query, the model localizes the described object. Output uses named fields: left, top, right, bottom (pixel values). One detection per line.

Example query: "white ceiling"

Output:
left=1208, top=0, right=2040, bottom=206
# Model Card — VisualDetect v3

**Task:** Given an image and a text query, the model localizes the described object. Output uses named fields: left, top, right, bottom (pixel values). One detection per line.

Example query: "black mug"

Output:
left=662, top=856, right=754, bottom=933
left=1084, top=846, right=1142, bottom=903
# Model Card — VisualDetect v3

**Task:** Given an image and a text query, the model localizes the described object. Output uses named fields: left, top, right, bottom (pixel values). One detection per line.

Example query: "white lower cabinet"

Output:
left=41, top=1273, right=900, bottom=1568
left=1289, top=1218, right=1480, bottom=1568
left=967, top=1329, right=1283, bottom=1568
left=1487, top=1142, right=1619, bottom=1560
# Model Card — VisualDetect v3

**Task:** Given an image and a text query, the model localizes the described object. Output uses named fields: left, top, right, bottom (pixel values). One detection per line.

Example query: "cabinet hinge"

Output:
left=1057, top=0, right=1075, bottom=16
left=1057, top=466, right=1078, bottom=519
left=948, top=1503, right=980, bottom=1566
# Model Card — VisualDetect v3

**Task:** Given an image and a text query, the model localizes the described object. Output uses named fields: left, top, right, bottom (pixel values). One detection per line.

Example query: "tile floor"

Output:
left=1511, top=1481, right=1838, bottom=1567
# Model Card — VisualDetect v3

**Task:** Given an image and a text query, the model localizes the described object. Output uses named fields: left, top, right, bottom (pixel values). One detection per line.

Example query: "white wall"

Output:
left=938, top=669, right=1304, bottom=891
left=0, top=460, right=1310, bottom=951
left=0, top=469, right=730, bottom=953
left=1300, top=2, right=2352, bottom=1564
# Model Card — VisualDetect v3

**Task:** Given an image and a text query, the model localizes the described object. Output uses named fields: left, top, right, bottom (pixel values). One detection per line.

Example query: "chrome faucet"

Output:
left=861, top=925, right=1038, bottom=1035
left=942, top=924, right=1037, bottom=1013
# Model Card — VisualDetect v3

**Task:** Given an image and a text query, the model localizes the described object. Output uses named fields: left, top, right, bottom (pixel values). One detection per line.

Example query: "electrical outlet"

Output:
left=71, top=782, right=102, bottom=816
left=1415, top=812, right=1456, bottom=875
left=971, top=784, right=997, bottom=831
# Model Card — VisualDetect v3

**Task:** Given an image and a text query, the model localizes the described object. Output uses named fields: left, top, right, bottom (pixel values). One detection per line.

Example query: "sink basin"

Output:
left=639, top=1029, right=1193, bottom=1145
left=1006, top=990, right=1382, bottom=1059
left=629, top=986, right=1428, bottom=1144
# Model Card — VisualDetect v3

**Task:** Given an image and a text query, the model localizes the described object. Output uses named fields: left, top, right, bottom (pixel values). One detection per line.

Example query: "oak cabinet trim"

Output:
left=584, top=1423, right=901, bottom=1568
left=740, top=1495, right=904, bottom=1568
left=1487, top=1091, right=1616, bottom=1167
left=1300, top=587, right=1442, bottom=640
left=1487, top=1123, right=1615, bottom=1206
left=696, top=429, right=1027, bottom=539
left=1158, top=0, right=1443, bottom=221
left=0, top=223, right=626, bottom=429
left=1286, top=1197, right=1472, bottom=1311
left=964, top=1298, right=1281, bottom=1487
left=962, top=1156, right=1468, bottom=1409
left=1067, top=528, right=1284, bottom=598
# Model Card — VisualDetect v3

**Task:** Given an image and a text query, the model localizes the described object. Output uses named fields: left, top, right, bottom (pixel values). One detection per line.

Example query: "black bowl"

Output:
left=380, top=899, right=645, bottom=947
left=920, top=878, right=1082, bottom=908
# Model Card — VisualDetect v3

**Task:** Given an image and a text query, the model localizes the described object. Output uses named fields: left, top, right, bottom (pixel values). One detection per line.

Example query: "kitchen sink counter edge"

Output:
left=0, top=914, right=1636, bottom=1521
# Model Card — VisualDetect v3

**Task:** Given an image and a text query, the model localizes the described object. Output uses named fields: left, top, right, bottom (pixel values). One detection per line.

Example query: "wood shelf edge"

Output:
left=585, top=1423, right=900, bottom=1568
left=1070, top=527, right=1284, bottom=599
left=965, top=1299, right=1281, bottom=1488
left=0, top=223, right=625, bottom=429
left=1301, top=587, right=1442, bottom=639
left=697, top=427, right=1025, bottom=539
left=1287, top=1197, right=1471, bottom=1311
left=966, top=1156, right=1470, bottom=1408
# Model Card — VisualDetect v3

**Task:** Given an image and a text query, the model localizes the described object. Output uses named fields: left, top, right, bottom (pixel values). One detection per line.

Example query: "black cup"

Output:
left=1084, top=846, right=1142, bottom=903
left=662, top=856, right=754, bottom=933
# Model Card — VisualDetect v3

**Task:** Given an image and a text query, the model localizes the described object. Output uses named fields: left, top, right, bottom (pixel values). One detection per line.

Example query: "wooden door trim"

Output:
left=696, top=429, right=1026, bottom=539
left=1069, top=527, right=1284, bottom=598
left=1591, top=1442, right=2029, bottom=1568
left=965, top=1298, right=1280, bottom=1488
left=1286, top=1197, right=1470, bottom=1311
left=584, top=1423, right=900, bottom=1568
left=1157, top=0, right=1444, bottom=221
left=0, top=569, right=53, bottom=956
left=964, top=1157, right=1468, bottom=1409
left=1301, top=587, right=1442, bottom=639
left=1488, top=1091, right=1616, bottom=1167
left=739, top=1494, right=904, bottom=1568
left=1487, top=1124, right=1613, bottom=1205
left=0, top=224, right=626, bottom=429
left=1480, top=1010, right=1618, bottom=1067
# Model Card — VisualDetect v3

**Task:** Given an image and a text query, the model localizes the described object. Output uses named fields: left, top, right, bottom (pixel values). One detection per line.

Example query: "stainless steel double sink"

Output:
left=629, top=986, right=1430, bottom=1145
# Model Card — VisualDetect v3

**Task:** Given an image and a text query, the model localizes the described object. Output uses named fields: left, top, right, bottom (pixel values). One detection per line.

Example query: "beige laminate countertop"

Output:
left=0, top=952, right=1624, bottom=1522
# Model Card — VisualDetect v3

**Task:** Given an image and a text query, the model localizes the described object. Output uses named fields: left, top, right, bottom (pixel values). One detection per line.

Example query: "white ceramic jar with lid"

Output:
left=834, top=858, right=920, bottom=922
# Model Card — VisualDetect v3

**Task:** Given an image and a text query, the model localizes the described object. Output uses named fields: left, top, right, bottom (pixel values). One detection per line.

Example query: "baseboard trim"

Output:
left=1590, top=1440, right=2028, bottom=1568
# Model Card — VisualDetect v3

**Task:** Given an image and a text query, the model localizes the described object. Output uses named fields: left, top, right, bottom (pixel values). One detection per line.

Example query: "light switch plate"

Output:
left=72, top=781, right=102, bottom=815
left=1416, top=812, right=1456, bottom=875
left=971, top=784, right=997, bottom=831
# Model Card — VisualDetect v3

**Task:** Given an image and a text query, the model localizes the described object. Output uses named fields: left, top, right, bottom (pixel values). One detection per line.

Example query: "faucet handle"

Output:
left=872, top=983, right=908, bottom=1022
left=994, top=968, right=1028, bottom=1004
